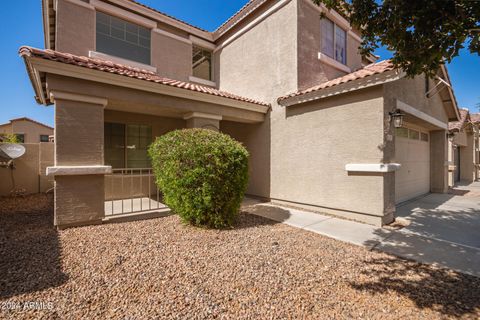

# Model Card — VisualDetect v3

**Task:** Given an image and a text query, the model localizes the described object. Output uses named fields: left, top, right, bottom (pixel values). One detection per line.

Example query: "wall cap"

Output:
left=47, top=165, right=112, bottom=176
left=183, top=112, right=223, bottom=121
left=49, top=91, right=108, bottom=107
left=345, top=163, right=401, bottom=173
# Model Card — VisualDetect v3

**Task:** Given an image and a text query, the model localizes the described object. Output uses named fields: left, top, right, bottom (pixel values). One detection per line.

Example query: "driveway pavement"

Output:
left=244, top=182, right=480, bottom=277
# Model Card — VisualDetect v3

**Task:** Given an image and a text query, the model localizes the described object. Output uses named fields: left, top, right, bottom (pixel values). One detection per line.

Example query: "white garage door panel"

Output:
left=395, top=135, right=430, bottom=203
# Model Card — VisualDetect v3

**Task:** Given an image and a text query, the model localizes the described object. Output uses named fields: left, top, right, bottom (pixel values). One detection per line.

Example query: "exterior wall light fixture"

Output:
left=389, top=109, right=404, bottom=128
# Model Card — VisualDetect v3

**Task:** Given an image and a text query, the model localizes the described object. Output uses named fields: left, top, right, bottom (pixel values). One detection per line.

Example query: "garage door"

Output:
left=395, top=127, right=430, bottom=204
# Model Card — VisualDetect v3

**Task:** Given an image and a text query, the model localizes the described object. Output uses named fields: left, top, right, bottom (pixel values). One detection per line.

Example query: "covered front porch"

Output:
left=21, top=46, right=269, bottom=228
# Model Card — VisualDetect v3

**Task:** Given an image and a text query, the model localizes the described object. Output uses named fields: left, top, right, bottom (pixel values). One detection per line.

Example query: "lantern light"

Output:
left=389, top=109, right=404, bottom=128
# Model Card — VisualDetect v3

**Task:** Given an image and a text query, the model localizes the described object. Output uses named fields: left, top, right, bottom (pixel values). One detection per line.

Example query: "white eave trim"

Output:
left=64, top=0, right=94, bottom=10
left=396, top=100, right=448, bottom=130
left=153, top=28, right=192, bottom=45
left=188, top=76, right=216, bottom=87
left=88, top=51, right=157, bottom=73
left=46, top=165, right=112, bottom=176
left=279, top=69, right=404, bottom=107
left=183, top=112, right=223, bottom=121
left=28, top=57, right=270, bottom=114
left=49, top=90, right=108, bottom=107
left=345, top=163, right=401, bottom=173
left=109, top=0, right=213, bottom=41
left=318, top=52, right=351, bottom=73
left=90, top=0, right=157, bottom=29
left=189, top=35, right=216, bottom=51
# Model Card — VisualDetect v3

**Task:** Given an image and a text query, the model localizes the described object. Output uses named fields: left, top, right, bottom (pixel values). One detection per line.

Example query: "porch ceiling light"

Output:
left=389, top=109, right=404, bottom=128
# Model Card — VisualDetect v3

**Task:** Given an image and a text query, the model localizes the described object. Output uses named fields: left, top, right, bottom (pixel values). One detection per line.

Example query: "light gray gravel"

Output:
left=1, top=195, right=479, bottom=319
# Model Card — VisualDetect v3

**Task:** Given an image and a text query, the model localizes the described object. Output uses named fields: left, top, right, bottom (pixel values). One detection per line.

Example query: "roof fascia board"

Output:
left=279, top=70, right=405, bottom=107
left=27, top=57, right=269, bottom=114
left=42, top=0, right=51, bottom=49
left=110, top=0, right=213, bottom=41
left=23, top=57, right=47, bottom=105
left=439, top=65, right=460, bottom=121
left=397, top=99, right=448, bottom=130
left=214, top=0, right=291, bottom=51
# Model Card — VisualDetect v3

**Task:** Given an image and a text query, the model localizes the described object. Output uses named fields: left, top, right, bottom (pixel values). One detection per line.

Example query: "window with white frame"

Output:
left=321, top=18, right=347, bottom=65
left=192, top=45, right=213, bottom=81
left=96, top=11, right=151, bottom=65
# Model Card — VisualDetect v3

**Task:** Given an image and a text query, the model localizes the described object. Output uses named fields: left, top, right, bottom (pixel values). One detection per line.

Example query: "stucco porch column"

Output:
left=460, top=132, right=475, bottom=182
left=47, top=91, right=111, bottom=229
left=430, top=130, right=449, bottom=193
left=183, top=112, right=222, bottom=131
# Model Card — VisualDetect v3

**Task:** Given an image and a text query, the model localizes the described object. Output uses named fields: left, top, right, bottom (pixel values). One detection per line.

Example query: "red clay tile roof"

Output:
left=278, top=60, right=396, bottom=103
left=214, top=0, right=268, bottom=35
left=19, top=46, right=269, bottom=107
left=470, top=113, right=480, bottom=124
left=448, top=108, right=470, bottom=132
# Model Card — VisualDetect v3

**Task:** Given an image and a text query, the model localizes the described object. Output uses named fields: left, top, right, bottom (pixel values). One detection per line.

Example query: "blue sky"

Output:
left=1, top=0, right=478, bottom=127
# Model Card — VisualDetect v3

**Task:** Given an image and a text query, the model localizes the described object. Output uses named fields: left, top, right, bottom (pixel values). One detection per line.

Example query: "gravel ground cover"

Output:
left=1, top=195, right=479, bottom=319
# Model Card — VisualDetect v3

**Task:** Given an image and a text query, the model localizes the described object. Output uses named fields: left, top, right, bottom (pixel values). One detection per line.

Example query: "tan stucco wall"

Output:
left=52, top=97, right=106, bottom=227
left=384, top=75, right=450, bottom=195
left=297, top=0, right=362, bottom=90
left=151, top=31, right=192, bottom=82
left=383, top=75, right=449, bottom=127
left=454, top=131, right=468, bottom=146
left=10, top=120, right=53, bottom=144
left=216, top=0, right=393, bottom=225
left=54, top=175, right=105, bottom=227
left=104, top=110, right=185, bottom=139
left=0, top=121, right=53, bottom=143
left=0, top=143, right=54, bottom=196
left=0, top=123, right=12, bottom=135
left=277, top=88, right=388, bottom=222
left=54, top=0, right=208, bottom=83
left=217, top=0, right=298, bottom=198
left=56, top=0, right=95, bottom=55
left=460, top=132, right=475, bottom=182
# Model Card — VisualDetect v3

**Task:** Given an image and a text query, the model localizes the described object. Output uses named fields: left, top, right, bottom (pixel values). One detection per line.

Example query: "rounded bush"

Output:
left=149, top=129, right=249, bottom=228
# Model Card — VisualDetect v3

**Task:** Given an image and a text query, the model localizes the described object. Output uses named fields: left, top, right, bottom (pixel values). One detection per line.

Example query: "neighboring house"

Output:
left=447, top=109, right=480, bottom=186
left=21, top=0, right=460, bottom=228
left=0, top=117, right=53, bottom=143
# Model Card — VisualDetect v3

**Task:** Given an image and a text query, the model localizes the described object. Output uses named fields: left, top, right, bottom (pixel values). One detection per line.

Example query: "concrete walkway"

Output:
left=244, top=184, right=480, bottom=277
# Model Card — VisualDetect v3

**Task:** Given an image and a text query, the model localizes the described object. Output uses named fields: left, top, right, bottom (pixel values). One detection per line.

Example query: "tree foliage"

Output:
left=312, top=0, right=480, bottom=77
left=0, top=133, right=20, bottom=144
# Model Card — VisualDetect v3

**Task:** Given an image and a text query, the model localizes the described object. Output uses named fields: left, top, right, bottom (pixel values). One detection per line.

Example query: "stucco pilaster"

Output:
left=50, top=91, right=108, bottom=228
left=430, top=130, right=449, bottom=193
left=184, top=112, right=222, bottom=131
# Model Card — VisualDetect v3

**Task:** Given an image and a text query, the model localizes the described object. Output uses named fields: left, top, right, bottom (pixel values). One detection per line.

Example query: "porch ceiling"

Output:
left=20, top=46, right=270, bottom=123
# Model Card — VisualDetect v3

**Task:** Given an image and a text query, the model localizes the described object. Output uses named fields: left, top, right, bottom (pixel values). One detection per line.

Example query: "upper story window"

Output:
left=192, top=45, right=212, bottom=81
left=96, top=11, right=151, bottom=65
left=40, top=135, right=49, bottom=142
left=321, top=18, right=347, bottom=65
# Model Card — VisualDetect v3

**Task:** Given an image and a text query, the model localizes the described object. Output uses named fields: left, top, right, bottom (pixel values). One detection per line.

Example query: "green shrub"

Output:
left=149, top=129, right=249, bottom=228
left=0, top=133, right=20, bottom=144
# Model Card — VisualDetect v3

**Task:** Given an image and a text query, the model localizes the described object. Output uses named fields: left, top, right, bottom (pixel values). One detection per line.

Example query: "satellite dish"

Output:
left=0, top=144, right=26, bottom=161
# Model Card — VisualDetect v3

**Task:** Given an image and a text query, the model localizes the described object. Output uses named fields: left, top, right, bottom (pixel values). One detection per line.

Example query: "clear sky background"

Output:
left=1, top=0, right=479, bottom=127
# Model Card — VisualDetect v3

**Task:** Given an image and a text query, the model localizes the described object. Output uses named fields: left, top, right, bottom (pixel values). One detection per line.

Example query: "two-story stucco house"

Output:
left=447, top=109, right=480, bottom=186
left=0, top=117, right=53, bottom=143
left=20, top=0, right=460, bottom=228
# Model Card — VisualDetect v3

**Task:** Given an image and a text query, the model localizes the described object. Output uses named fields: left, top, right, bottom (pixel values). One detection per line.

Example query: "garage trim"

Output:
left=396, top=100, right=448, bottom=130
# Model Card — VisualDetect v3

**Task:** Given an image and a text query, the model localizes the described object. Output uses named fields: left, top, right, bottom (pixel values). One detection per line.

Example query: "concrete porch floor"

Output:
left=243, top=183, right=480, bottom=277
left=105, top=197, right=168, bottom=216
